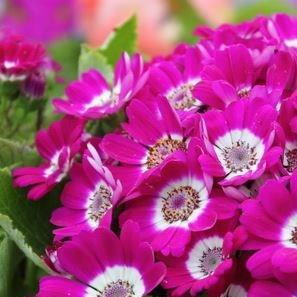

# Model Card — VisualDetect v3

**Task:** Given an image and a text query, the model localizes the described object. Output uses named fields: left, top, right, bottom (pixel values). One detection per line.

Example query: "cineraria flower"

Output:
left=194, top=44, right=293, bottom=110
left=0, top=35, right=46, bottom=81
left=120, top=140, right=238, bottom=256
left=53, top=53, right=148, bottom=119
left=13, top=116, right=84, bottom=200
left=51, top=143, right=122, bottom=238
left=264, top=14, right=297, bottom=49
left=277, top=95, right=297, bottom=174
left=199, top=99, right=280, bottom=186
left=194, top=45, right=255, bottom=110
left=161, top=223, right=244, bottom=296
left=37, top=221, right=166, bottom=297
left=240, top=171, right=297, bottom=281
left=148, top=46, right=204, bottom=112
left=102, top=96, right=189, bottom=194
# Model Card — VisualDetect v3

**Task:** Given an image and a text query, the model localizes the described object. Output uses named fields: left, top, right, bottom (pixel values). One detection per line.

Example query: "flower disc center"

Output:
left=100, top=280, right=135, bottom=297
left=88, top=185, right=112, bottom=223
left=222, top=140, right=257, bottom=173
left=146, top=138, right=186, bottom=169
left=161, top=185, right=200, bottom=223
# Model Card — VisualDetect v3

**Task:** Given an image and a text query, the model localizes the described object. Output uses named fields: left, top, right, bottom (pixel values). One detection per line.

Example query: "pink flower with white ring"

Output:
left=53, top=53, right=149, bottom=119
left=51, top=143, right=122, bottom=238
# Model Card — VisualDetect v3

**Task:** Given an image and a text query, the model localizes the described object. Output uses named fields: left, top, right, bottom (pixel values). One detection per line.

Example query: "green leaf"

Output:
left=0, top=137, right=39, bottom=168
left=48, top=39, right=81, bottom=83
left=78, top=44, right=113, bottom=82
left=0, top=232, right=23, bottom=297
left=0, top=168, right=60, bottom=272
left=101, top=15, right=137, bottom=66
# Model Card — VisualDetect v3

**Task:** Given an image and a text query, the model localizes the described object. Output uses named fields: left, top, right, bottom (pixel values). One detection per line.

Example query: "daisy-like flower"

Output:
left=120, top=139, right=238, bottom=256
left=13, top=116, right=84, bottom=200
left=148, top=46, right=204, bottom=112
left=51, top=143, right=122, bottom=238
left=240, top=171, right=297, bottom=281
left=161, top=223, right=244, bottom=296
left=277, top=95, right=297, bottom=174
left=37, top=220, right=166, bottom=297
left=53, top=53, right=148, bottom=119
left=199, top=99, right=280, bottom=186
left=264, top=14, right=297, bottom=49
left=194, top=44, right=293, bottom=110
left=101, top=96, right=189, bottom=195
left=0, top=35, right=45, bottom=81
left=194, top=45, right=255, bottom=110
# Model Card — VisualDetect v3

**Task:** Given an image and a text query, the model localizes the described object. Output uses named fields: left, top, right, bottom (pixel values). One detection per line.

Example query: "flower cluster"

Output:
left=14, top=13, right=297, bottom=297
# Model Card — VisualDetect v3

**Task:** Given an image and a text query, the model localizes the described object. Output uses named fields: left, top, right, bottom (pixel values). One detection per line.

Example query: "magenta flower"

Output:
left=13, top=116, right=84, bottom=200
left=120, top=140, right=238, bottom=256
left=148, top=46, right=204, bottom=112
left=199, top=99, right=280, bottom=186
left=53, top=53, right=148, bottom=119
left=51, top=143, right=122, bottom=238
left=37, top=221, right=166, bottom=297
left=240, top=171, right=297, bottom=282
left=194, top=45, right=255, bottom=109
left=101, top=96, right=189, bottom=195
left=161, top=223, right=244, bottom=296
left=0, top=35, right=45, bottom=81
left=277, top=95, right=297, bottom=174
left=264, top=14, right=297, bottom=49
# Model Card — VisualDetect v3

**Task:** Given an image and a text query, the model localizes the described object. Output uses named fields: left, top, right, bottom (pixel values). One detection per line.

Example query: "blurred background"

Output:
left=0, top=0, right=296, bottom=82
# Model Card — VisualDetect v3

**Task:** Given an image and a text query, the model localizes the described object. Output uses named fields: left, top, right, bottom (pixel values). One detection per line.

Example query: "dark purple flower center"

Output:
left=285, top=149, right=297, bottom=173
left=198, top=247, right=223, bottom=276
left=146, top=138, right=186, bottom=169
left=162, top=185, right=200, bottom=223
left=88, top=185, right=112, bottom=223
left=222, top=140, right=257, bottom=173
left=99, top=280, right=134, bottom=297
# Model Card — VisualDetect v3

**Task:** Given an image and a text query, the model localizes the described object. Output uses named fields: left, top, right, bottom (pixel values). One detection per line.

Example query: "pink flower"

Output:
left=13, top=116, right=84, bottom=200
left=148, top=46, right=204, bottom=112
left=199, top=99, right=280, bottom=186
left=101, top=96, right=189, bottom=195
left=37, top=221, right=166, bottom=297
left=264, top=14, right=297, bottom=49
left=161, top=222, right=243, bottom=296
left=51, top=143, right=122, bottom=238
left=120, top=140, right=238, bottom=256
left=194, top=45, right=294, bottom=110
left=0, top=35, right=45, bottom=81
left=53, top=53, right=148, bottom=119
left=277, top=95, right=297, bottom=174
left=240, top=171, right=297, bottom=283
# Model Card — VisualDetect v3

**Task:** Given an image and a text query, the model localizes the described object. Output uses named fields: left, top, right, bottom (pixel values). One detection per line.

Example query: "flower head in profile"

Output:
left=51, top=143, right=122, bottom=238
left=264, top=14, right=297, bottom=49
left=120, top=139, right=238, bottom=256
left=199, top=99, right=280, bottom=186
left=37, top=221, right=166, bottom=297
left=13, top=116, right=84, bottom=200
left=53, top=53, right=149, bottom=119
left=240, top=171, right=297, bottom=284
left=102, top=96, right=189, bottom=195
left=0, top=34, right=46, bottom=81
